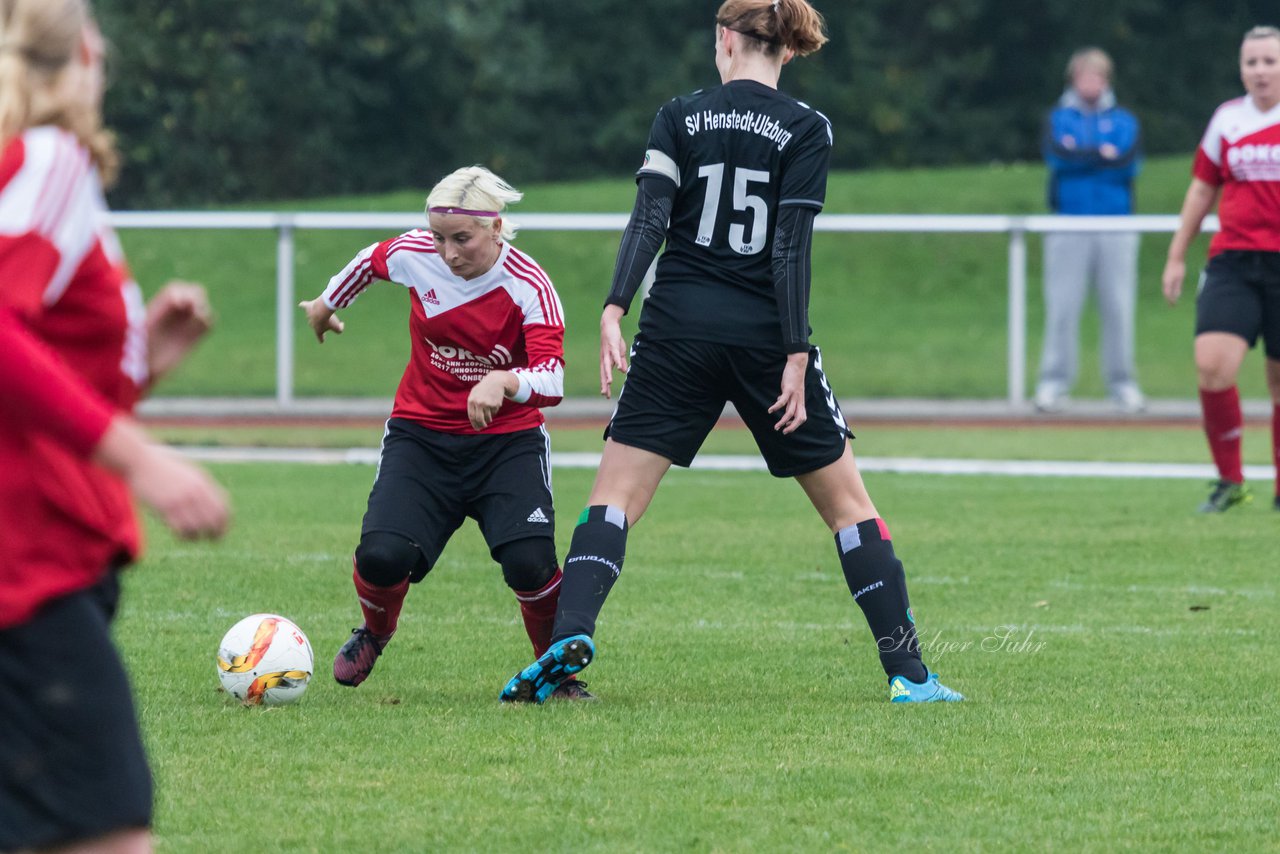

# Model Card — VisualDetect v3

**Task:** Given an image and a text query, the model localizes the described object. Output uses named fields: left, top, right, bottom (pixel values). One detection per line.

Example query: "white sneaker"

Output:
left=1033, top=386, right=1068, bottom=413
left=1111, top=385, right=1146, bottom=414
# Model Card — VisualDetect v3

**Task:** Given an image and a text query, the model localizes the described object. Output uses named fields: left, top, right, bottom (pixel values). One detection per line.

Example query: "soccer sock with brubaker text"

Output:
left=836, top=518, right=928, bottom=684
left=551, top=505, right=628, bottom=643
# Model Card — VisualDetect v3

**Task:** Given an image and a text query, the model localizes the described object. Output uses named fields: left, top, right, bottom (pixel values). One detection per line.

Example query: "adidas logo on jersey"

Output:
left=527, top=507, right=549, bottom=523
left=422, top=288, right=440, bottom=305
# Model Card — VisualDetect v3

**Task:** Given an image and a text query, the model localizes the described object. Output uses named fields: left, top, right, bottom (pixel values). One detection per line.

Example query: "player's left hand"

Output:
left=146, top=281, right=214, bottom=382
left=468, top=371, right=513, bottom=430
left=769, top=351, right=809, bottom=435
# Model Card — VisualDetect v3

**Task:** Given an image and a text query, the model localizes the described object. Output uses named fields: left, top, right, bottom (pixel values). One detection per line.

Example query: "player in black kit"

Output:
left=502, top=0, right=963, bottom=704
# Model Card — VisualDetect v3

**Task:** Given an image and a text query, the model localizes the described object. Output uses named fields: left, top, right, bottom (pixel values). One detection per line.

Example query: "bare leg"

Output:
left=43, top=828, right=151, bottom=854
left=585, top=438, right=673, bottom=526
left=794, top=444, right=877, bottom=531
left=1195, top=332, right=1249, bottom=390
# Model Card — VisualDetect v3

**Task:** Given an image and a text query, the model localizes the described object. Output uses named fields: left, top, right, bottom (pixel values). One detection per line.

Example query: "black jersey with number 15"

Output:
left=634, top=79, right=833, bottom=352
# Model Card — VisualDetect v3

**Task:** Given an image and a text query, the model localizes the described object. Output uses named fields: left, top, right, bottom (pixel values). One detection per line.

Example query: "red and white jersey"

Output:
left=1193, top=95, right=1280, bottom=255
left=0, top=126, right=147, bottom=629
left=322, top=230, right=565, bottom=433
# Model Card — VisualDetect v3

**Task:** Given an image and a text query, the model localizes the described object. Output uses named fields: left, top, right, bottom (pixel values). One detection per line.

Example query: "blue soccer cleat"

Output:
left=889, top=671, right=964, bottom=703
left=499, top=634, right=595, bottom=704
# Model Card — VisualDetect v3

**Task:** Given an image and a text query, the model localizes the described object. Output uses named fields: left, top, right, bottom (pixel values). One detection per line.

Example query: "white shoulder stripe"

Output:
left=505, top=250, right=564, bottom=327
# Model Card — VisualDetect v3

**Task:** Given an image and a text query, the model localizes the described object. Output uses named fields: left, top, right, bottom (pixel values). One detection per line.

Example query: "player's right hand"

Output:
left=1161, top=259, right=1185, bottom=306
left=129, top=445, right=230, bottom=540
left=599, top=306, right=629, bottom=398
left=298, top=297, right=344, bottom=342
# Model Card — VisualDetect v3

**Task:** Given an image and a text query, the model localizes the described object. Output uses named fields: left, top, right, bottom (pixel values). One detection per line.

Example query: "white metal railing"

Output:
left=106, top=211, right=1219, bottom=408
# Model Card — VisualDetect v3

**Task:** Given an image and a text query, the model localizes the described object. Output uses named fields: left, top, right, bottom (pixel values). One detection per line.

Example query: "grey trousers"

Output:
left=1037, top=231, right=1141, bottom=393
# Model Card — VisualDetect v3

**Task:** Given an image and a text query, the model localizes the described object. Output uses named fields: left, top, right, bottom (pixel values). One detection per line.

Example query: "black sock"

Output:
left=836, top=518, right=927, bottom=683
left=552, top=505, right=628, bottom=642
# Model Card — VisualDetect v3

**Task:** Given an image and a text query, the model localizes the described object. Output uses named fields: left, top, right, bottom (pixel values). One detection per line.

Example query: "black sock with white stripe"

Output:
left=552, top=505, right=628, bottom=642
left=836, top=518, right=927, bottom=683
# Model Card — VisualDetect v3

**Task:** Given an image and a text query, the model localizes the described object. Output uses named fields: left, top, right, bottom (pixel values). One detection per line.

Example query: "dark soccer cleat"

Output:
left=333, top=626, right=391, bottom=687
left=499, top=634, right=595, bottom=704
left=889, top=672, right=964, bottom=703
left=1197, top=479, right=1251, bottom=514
left=549, top=679, right=596, bottom=701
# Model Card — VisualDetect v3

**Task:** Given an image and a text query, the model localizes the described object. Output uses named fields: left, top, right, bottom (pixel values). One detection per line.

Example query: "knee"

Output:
left=494, top=537, right=558, bottom=592
left=1196, top=359, right=1235, bottom=391
left=355, top=532, right=424, bottom=587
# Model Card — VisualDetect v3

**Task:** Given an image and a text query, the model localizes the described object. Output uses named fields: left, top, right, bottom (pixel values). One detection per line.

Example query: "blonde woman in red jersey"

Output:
left=1162, top=26, right=1280, bottom=513
left=0, top=1, right=229, bottom=851
left=299, top=166, right=590, bottom=698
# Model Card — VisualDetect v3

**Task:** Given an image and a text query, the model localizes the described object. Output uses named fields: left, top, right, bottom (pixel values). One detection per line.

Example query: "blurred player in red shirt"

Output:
left=0, top=0, right=229, bottom=851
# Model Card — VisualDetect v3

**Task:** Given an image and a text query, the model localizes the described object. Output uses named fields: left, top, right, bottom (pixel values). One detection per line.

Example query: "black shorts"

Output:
left=606, top=335, right=853, bottom=478
left=1195, top=250, right=1280, bottom=359
left=363, top=419, right=555, bottom=580
left=0, top=572, right=152, bottom=851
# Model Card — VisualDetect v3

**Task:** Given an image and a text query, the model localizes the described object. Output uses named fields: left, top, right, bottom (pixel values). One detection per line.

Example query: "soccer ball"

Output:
left=216, top=614, right=313, bottom=706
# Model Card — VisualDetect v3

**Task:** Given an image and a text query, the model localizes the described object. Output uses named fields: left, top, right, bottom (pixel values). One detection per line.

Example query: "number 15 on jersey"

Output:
left=694, top=163, right=771, bottom=256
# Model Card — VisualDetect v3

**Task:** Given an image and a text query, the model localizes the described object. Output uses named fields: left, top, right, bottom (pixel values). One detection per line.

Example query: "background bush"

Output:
left=97, top=0, right=1275, bottom=208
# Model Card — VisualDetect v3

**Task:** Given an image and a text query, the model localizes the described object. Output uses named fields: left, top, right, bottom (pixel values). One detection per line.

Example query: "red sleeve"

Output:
left=524, top=323, right=564, bottom=369
left=0, top=232, right=61, bottom=318
left=511, top=322, right=565, bottom=408
left=1193, top=147, right=1223, bottom=186
left=371, top=240, right=391, bottom=280
left=0, top=308, right=115, bottom=455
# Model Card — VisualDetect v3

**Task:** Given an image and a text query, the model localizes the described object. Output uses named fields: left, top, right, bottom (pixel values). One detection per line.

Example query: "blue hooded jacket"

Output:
left=1043, top=89, right=1141, bottom=215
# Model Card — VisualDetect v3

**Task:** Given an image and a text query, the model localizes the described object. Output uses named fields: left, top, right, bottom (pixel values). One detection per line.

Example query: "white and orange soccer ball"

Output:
left=216, top=614, right=314, bottom=706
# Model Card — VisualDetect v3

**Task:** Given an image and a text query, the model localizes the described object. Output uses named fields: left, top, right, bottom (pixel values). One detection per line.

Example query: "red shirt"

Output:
left=322, top=230, right=565, bottom=433
left=1193, top=96, right=1280, bottom=256
left=0, top=127, right=146, bottom=629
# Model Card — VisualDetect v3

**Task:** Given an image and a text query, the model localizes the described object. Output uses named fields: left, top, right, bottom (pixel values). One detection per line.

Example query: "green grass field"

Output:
left=120, top=155, right=1279, bottom=404
left=111, top=158, right=1280, bottom=850
left=119, top=435, right=1280, bottom=851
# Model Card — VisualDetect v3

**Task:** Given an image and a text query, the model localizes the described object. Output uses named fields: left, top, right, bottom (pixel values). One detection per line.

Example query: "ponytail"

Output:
left=773, top=0, right=828, bottom=56
left=716, top=0, right=828, bottom=57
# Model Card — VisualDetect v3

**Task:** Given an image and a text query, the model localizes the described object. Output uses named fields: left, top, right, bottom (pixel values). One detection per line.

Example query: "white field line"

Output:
left=175, top=446, right=1272, bottom=481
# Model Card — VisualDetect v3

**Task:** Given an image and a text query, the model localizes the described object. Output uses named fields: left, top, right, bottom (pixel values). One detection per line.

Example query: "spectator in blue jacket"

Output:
left=1035, top=47, right=1144, bottom=413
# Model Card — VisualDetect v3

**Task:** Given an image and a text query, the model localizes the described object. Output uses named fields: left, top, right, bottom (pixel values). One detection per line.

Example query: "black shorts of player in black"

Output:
left=362, top=418, right=557, bottom=582
left=0, top=571, right=152, bottom=851
left=1195, top=250, right=1280, bottom=359
left=608, top=336, right=851, bottom=477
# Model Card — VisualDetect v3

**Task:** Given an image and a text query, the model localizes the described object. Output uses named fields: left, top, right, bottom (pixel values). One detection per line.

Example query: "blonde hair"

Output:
left=425, top=165, right=522, bottom=241
left=0, top=0, right=116, bottom=182
left=716, top=0, right=828, bottom=57
left=1243, top=25, right=1280, bottom=44
left=1066, top=47, right=1113, bottom=82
